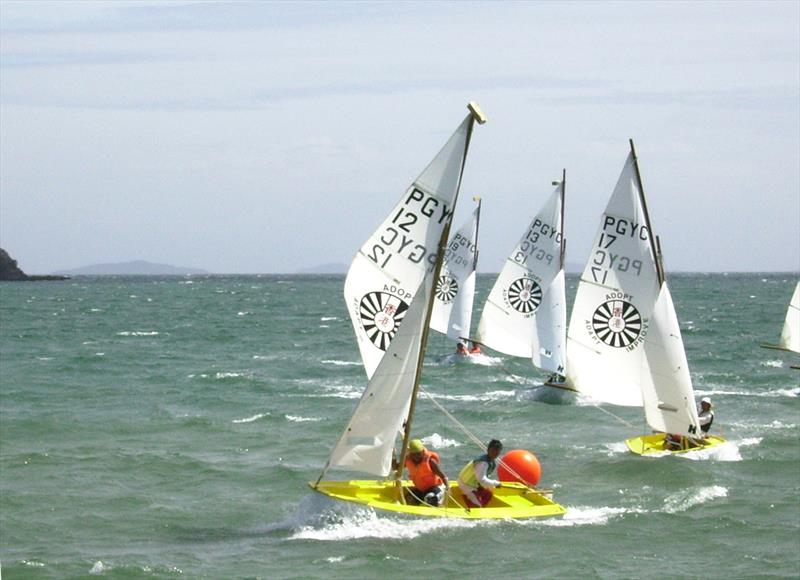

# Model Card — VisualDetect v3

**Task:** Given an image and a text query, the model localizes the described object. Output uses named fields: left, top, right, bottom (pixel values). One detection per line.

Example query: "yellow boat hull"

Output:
left=625, top=433, right=727, bottom=456
left=309, top=479, right=566, bottom=519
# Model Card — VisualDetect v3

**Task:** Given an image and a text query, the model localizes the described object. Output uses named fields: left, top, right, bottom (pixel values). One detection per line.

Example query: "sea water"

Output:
left=1, top=273, right=798, bottom=579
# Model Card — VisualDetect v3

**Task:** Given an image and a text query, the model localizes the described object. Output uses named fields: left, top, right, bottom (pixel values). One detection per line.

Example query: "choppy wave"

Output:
left=427, top=389, right=516, bottom=403
left=318, top=383, right=362, bottom=399
left=421, top=433, right=462, bottom=449
left=434, top=353, right=502, bottom=367
left=680, top=438, right=761, bottom=462
left=290, top=505, right=480, bottom=541
left=661, top=486, right=728, bottom=513
left=535, top=505, right=630, bottom=527
left=760, top=359, right=785, bottom=368
left=695, top=387, right=799, bottom=398
left=321, top=360, right=362, bottom=366
left=232, top=413, right=269, bottom=424
left=116, top=331, right=160, bottom=336
left=286, top=415, right=321, bottom=423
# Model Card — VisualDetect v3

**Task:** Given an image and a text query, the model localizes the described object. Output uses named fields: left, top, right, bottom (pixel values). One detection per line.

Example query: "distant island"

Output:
left=54, top=260, right=210, bottom=276
left=0, top=248, right=68, bottom=281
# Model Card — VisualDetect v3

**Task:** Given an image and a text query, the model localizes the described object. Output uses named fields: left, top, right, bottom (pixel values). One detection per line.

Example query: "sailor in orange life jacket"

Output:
left=457, top=439, right=503, bottom=508
left=404, top=439, right=449, bottom=506
left=456, top=340, right=469, bottom=355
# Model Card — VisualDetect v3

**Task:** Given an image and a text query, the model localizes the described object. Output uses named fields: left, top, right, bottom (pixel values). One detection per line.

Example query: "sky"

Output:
left=1, top=0, right=798, bottom=274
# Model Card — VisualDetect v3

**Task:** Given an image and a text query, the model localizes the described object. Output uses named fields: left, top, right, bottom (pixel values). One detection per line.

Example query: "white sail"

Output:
left=430, top=201, right=480, bottom=341
left=565, top=152, right=660, bottom=406
left=345, top=114, right=475, bottom=378
left=778, top=282, right=800, bottom=354
left=531, top=269, right=567, bottom=375
left=327, top=279, right=432, bottom=476
left=475, top=184, right=565, bottom=373
left=640, top=284, right=702, bottom=437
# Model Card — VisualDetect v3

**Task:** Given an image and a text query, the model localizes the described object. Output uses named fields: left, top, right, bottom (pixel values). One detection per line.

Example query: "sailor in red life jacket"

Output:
left=468, top=341, right=481, bottom=355
left=457, top=439, right=503, bottom=508
left=456, top=340, right=469, bottom=355
left=404, top=439, right=449, bottom=506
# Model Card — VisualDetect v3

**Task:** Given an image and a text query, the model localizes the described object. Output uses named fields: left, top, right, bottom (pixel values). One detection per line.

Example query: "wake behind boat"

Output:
left=310, top=103, right=565, bottom=519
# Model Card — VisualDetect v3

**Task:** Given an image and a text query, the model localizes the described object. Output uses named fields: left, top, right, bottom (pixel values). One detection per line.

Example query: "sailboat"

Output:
left=761, top=281, right=800, bottom=358
left=310, top=103, right=565, bottom=519
left=430, top=197, right=481, bottom=350
left=475, top=173, right=567, bottom=377
left=560, top=141, right=724, bottom=455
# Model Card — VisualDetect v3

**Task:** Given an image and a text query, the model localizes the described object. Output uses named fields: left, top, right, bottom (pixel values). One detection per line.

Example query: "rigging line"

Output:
left=419, top=386, right=486, bottom=451
left=591, top=401, right=637, bottom=428
left=419, top=386, right=546, bottom=494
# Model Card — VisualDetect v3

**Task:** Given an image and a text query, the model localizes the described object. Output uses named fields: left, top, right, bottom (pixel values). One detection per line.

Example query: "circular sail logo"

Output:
left=592, top=300, right=642, bottom=348
left=435, top=275, right=459, bottom=304
left=507, top=278, right=542, bottom=314
left=359, top=292, right=410, bottom=351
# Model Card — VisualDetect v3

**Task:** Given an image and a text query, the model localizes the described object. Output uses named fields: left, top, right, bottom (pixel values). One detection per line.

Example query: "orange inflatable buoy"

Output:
left=497, top=449, right=541, bottom=486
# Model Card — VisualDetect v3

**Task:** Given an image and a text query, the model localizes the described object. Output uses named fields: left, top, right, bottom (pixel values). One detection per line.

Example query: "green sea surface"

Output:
left=1, top=273, right=798, bottom=579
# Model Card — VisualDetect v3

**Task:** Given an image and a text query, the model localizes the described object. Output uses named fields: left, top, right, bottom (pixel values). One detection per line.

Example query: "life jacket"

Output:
left=469, top=345, right=481, bottom=354
left=405, top=450, right=442, bottom=490
left=458, top=453, right=496, bottom=488
left=701, top=410, right=715, bottom=433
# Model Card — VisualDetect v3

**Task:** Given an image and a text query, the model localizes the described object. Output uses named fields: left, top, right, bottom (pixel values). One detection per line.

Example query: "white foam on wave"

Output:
left=215, top=372, right=253, bottom=380
left=660, top=485, right=728, bottom=513
left=117, top=331, right=160, bottom=336
left=434, top=353, right=503, bottom=367
left=232, top=413, right=269, bottom=424
left=465, top=353, right=503, bottom=366
left=604, top=441, right=633, bottom=456
left=90, top=561, right=109, bottom=575
left=534, top=505, right=630, bottom=527
left=695, top=386, right=799, bottom=398
left=286, top=415, right=321, bottom=423
left=761, top=359, right=785, bottom=368
left=321, top=360, right=362, bottom=367
left=680, top=438, right=761, bottom=462
left=290, top=505, right=480, bottom=541
left=318, top=384, right=362, bottom=399
left=421, top=433, right=462, bottom=449
left=729, top=419, right=796, bottom=431
left=428, top=389, right=516, bottom=403
left=320, top=317, right=338, bottom=321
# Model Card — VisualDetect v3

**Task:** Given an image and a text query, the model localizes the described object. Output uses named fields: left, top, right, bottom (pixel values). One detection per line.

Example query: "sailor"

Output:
left=457, top=439, right=503, bottom=508
left=456, top=340, right=469, bottom=355
left=468, top=341, right=481, bottom=355
left=697, top=397, right=714, bottom=435
left=404, top=439, right=448, bottom=507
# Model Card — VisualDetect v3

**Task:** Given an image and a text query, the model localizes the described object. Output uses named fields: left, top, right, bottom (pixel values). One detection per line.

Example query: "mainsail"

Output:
left=345, top=112, right=478, bottom=379
left=564, top=151, right=659, bottom=406
left=430, top=199, right=480, bottom=342
left=475, top=177, right=566, bottom=375
left=778, top=282, right=800, bottom=354
left=565, top=142, right=702, bottom=437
